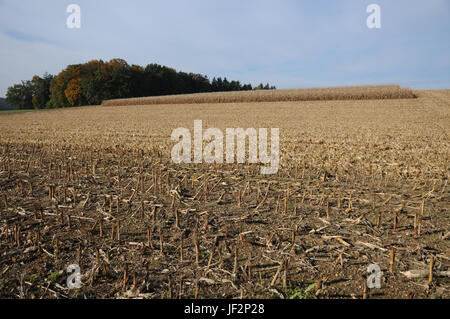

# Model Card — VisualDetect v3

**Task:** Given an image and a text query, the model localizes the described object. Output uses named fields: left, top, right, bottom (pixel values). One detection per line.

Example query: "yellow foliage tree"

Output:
left=64, top=78, right=83, bottom=106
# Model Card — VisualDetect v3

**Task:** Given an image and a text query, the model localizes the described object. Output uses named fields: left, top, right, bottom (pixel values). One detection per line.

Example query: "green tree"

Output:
left=6, top=81, right=33, bottom=109
left=31, top=73, right=54, bottom=109
left=8, top=58, right=276, bottom=108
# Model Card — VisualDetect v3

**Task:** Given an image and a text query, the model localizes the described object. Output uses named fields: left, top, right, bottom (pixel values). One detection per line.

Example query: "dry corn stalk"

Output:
left=389, top=247, right=395, bottom=274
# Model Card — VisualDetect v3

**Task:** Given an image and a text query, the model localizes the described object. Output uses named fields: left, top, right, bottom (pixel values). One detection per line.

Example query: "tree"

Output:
left=7, top=58, right=276, bottom=108
left=254, top=83, right=264, bottom=90
left=253, top=83, right=275, bottom=90
left=81, top=60, right=106, bottom=105
left=31, top=73, right=54, bottom=109
left=65, top=78, right=83, bottom=106
left=6, top=81, right=33, bottom=109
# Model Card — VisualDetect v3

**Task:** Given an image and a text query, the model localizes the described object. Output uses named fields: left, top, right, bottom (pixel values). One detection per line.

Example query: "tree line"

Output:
left=6, top=59, right=276, bottom=109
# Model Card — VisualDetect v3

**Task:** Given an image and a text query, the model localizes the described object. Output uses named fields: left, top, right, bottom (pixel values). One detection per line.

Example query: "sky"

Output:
left=0, top=0, right=449, bottom=96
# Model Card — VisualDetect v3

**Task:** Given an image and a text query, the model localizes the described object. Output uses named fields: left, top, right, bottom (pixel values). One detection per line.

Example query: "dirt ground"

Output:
left=0, top=90, right=448, bottom=299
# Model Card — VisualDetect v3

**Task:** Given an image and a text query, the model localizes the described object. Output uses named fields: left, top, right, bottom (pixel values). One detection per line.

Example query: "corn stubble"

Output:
left=0, top=88, right=448, bottom=299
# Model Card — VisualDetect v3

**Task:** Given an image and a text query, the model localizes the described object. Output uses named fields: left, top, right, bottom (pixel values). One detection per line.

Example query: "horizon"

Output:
left=0, top=0, right=449, bottom=97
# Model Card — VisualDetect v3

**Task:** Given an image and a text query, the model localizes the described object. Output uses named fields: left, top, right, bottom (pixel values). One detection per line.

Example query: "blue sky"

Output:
left=0, top=0, right=449, bottom=96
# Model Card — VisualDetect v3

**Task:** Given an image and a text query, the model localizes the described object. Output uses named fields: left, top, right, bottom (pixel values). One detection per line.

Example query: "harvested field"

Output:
left=0, top=89, right=448, bottom=299
left=101, top=85, right=415, bottom=106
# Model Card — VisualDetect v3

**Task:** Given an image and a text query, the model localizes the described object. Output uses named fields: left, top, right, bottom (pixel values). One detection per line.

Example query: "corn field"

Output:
left=102, top=85, right=415, bottom=106
left=0, top=88, right=448, bottom=299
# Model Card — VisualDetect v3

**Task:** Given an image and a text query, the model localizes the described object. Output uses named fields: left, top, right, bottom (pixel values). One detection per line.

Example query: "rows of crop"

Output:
left=102, top=85, right=415, bottom=106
